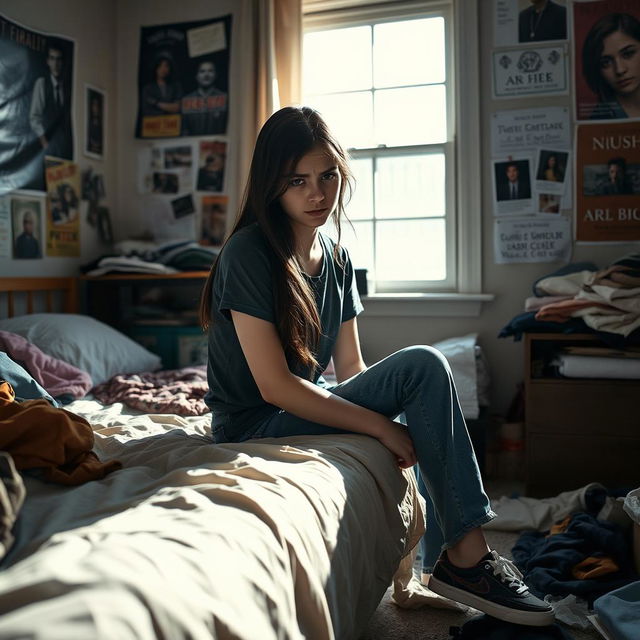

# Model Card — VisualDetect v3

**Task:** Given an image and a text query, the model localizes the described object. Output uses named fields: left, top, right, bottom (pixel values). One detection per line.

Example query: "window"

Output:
left=302, top=0, right=482, bottom=298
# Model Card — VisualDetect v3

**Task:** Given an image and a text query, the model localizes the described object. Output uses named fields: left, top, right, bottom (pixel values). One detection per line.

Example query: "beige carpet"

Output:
left=360, top=481, right=602, bottom=640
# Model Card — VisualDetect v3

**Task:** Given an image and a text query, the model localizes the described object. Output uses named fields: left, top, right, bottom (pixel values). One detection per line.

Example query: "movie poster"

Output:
left=44, top=156, right=81, bottom=256
left=573, top=0, right=640, bottom=122
left=0, top=13, right=75, bottom=192
left=197, top=140, right=226, bottom=191
left=576, top=122, right=640, bottom=242
left=135, top=15, right=232, bottom=139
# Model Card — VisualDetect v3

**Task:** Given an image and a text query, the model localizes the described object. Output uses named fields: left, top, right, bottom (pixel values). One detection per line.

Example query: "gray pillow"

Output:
left=0, top=314, right=161, bottom=386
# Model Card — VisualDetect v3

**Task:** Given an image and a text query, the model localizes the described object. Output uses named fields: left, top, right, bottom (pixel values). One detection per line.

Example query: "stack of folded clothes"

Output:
left=499, top=254, right=640, bottom=348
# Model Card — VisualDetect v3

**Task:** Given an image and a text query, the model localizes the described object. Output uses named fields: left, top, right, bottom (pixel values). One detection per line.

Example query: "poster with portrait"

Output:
left=493, top=45, right=568, bottom=98
left=44, top=156, right=81, bottom=256
left=197, top=139, right=226, bottom=192
left=573, top=0, right=640, bottom=122
left=135, top=15, right=232, bottom=139
left=576, top=122, right=640, bottom=242
left=201, top=194, right=228, bottom=246
left=11, top=194, right=43, bottom=259
left=84, top=85, right=105, bottom=159
left=492, top=155, right=535, bottom=215
left=0, top=13, right=75, bottom=192
left=495, top=0, right=568, bottom=47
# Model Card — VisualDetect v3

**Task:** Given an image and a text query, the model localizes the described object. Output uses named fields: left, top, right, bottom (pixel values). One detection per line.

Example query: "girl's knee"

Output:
left=396, top=345, right=451, bottom=375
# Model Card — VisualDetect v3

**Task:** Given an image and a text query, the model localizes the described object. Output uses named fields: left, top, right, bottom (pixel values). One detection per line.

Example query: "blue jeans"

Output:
left=247, top=346, right=496, bottom=572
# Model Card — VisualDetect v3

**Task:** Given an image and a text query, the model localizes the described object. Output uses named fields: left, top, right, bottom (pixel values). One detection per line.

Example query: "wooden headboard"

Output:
left=0, top=277, right=78, bottom=318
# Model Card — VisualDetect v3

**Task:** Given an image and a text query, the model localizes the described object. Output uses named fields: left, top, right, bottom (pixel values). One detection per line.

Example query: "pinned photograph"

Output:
left=197, top=140, right=226, bottom=192
left=493, top=157, right=535, bottom=216
left=535, top=149, right=569, bottom=195
left=85, top=85, right=105, bottom=159
left=11, top=195, right=43, bottom=259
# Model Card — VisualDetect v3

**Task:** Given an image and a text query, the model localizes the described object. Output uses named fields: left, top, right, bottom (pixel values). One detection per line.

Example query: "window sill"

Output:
left=360, top=293, right=495, bottom=317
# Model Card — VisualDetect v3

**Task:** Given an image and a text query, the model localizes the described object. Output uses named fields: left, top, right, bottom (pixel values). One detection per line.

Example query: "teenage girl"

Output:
left=199, top=106, right=554, bottom=627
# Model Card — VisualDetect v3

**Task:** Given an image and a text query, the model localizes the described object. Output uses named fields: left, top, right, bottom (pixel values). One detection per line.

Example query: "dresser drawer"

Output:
left=526, top=433, right=640, bottom=497
left=526, top=380, right=640, bottom=436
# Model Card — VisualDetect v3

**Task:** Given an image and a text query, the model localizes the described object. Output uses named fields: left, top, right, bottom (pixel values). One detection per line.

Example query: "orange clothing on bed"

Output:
left=0, top=381, right=121, bottom=485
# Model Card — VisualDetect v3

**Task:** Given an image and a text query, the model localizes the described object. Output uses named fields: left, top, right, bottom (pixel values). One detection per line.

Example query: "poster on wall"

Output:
left=491, top=107, right=571, bottom=156
left=576, top=122, right=640, bottom=242
left=11, top=194, right=43, bottom=259
left=197, top=140, right=226, bottom=191
left=492, top=45, right=568, bottom=98
left=494, top=215, right=572, bottom=264
left=201, top=194, right=228, bottom=246
left=573, top=0, right=640, bottom=122
left=84, top=85, right=105, bottom=160
left=135, top=15, right=232, bottom=139
left=494, top=0, right=568, bottom=47
left=44, top=156, right=81, bottom=256
left=0, top=13, right=75, bottom=192
left=492, top=155, right=535, bottom=215
left=0, top=196, right=11, bottom=258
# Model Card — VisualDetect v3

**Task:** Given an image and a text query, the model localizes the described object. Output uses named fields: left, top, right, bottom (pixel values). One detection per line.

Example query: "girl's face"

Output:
left=279, top=145, right=341, bottom=235
left=548, top=156, right=556, bottom=168
left=599, top=30, right=640, bottom=97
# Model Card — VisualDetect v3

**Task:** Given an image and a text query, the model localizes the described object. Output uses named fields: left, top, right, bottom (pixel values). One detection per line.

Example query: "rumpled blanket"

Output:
left=0, top=330, right=92, bottom=399
left=0, top=452, right=24, bottom=561
left=92, top=366, right=209, bottom=416
left=0, top=381, right=121, bottom=485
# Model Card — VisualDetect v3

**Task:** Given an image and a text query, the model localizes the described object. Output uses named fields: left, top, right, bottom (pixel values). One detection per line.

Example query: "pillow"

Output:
left=0, top=314, right=162, bottom=386
left=0, top=352, right=57, bottom=405
left=0, top=330, right=92, bottom=399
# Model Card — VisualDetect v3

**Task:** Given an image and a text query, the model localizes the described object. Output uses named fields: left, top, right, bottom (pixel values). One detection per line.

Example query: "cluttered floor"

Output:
left=361, top=479, right=638, bottom=640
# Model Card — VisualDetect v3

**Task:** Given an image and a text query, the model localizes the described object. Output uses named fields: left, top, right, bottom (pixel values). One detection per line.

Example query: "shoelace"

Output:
left=487, top=553, right=528, bottom=594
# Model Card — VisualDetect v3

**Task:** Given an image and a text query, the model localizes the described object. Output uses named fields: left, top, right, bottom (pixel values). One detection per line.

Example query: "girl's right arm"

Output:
left=231, top=310, right=416, bottom=468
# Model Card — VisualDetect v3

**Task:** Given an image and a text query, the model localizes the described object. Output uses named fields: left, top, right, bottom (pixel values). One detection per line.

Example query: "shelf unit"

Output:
left=524, top=332, right=640, bottom=497
left=80, top=272, right=209, bottom=369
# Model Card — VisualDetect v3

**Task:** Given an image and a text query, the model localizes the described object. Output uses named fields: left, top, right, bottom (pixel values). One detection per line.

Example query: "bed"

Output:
left=0, top=277, right=430, bottom=640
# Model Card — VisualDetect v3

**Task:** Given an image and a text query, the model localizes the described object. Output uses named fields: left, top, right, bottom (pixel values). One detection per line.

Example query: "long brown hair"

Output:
left=199, top=106, right=353, bottom=374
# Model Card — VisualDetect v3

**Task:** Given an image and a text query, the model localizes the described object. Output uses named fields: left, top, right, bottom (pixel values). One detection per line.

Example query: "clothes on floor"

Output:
left=512, top=513, right=638, bottom=605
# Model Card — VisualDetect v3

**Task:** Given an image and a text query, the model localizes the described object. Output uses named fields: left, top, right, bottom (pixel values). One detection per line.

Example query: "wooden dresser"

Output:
left=524, top=332, right=640, bottom=497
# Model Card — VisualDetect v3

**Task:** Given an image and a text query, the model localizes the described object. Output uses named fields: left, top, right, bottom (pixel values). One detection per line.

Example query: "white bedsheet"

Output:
left=0, top=401, right=430, bottom=640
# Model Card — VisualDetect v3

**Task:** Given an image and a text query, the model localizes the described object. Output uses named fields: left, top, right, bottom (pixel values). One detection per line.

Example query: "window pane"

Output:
left=375, top=219, right=446, bottom=281
left=375, top=154, right=445, bottom=219
left=324, top=219, right=374, bottom=273
left=346, top=157, right=373, bottom=220
left=305, top=92, right=373, bottom=149
left=373, top=17, right=445, bottom=88
left=374, top=85, right=446, bottom=146
left=303, top=26, right=371, bottom=94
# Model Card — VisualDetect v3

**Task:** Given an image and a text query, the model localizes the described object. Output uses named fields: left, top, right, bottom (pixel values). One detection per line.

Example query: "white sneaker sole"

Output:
left=429, top=576, right=555, bottom=627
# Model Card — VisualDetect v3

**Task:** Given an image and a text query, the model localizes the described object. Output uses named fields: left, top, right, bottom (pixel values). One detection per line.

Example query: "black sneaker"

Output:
left=429, top=550, right=554, bottom=627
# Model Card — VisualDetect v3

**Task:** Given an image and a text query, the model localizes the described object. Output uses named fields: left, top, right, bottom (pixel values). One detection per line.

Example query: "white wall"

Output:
left=0, top=0, right=117, bottom=277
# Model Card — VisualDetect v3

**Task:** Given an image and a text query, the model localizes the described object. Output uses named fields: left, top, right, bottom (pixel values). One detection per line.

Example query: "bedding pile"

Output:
left=92, top=365, right=209, bottom=415
left=0, top=400, right=430, bottom=640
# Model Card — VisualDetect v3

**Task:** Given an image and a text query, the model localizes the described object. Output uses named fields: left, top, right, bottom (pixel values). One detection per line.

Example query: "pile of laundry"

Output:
left=82, top=238, right=220, bottom=276
left=499, top=254, right=640, bottom=347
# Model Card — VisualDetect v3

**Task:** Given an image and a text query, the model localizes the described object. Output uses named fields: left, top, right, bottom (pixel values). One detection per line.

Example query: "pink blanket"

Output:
left=92, top=366, right=209, bottom=416
left=0, top=331, right=92, bottom=399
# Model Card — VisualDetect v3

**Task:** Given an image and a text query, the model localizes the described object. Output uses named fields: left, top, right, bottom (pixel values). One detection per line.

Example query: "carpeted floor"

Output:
left=360, top=481, right=603, bottom=640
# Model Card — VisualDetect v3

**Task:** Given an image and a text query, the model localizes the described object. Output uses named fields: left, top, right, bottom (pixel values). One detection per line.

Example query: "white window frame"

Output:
left=303, top=0, right=490, bottom=314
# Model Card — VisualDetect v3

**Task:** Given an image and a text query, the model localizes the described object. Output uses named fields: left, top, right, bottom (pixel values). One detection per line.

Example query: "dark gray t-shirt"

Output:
left=205, top=222, right=363, bottom=441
